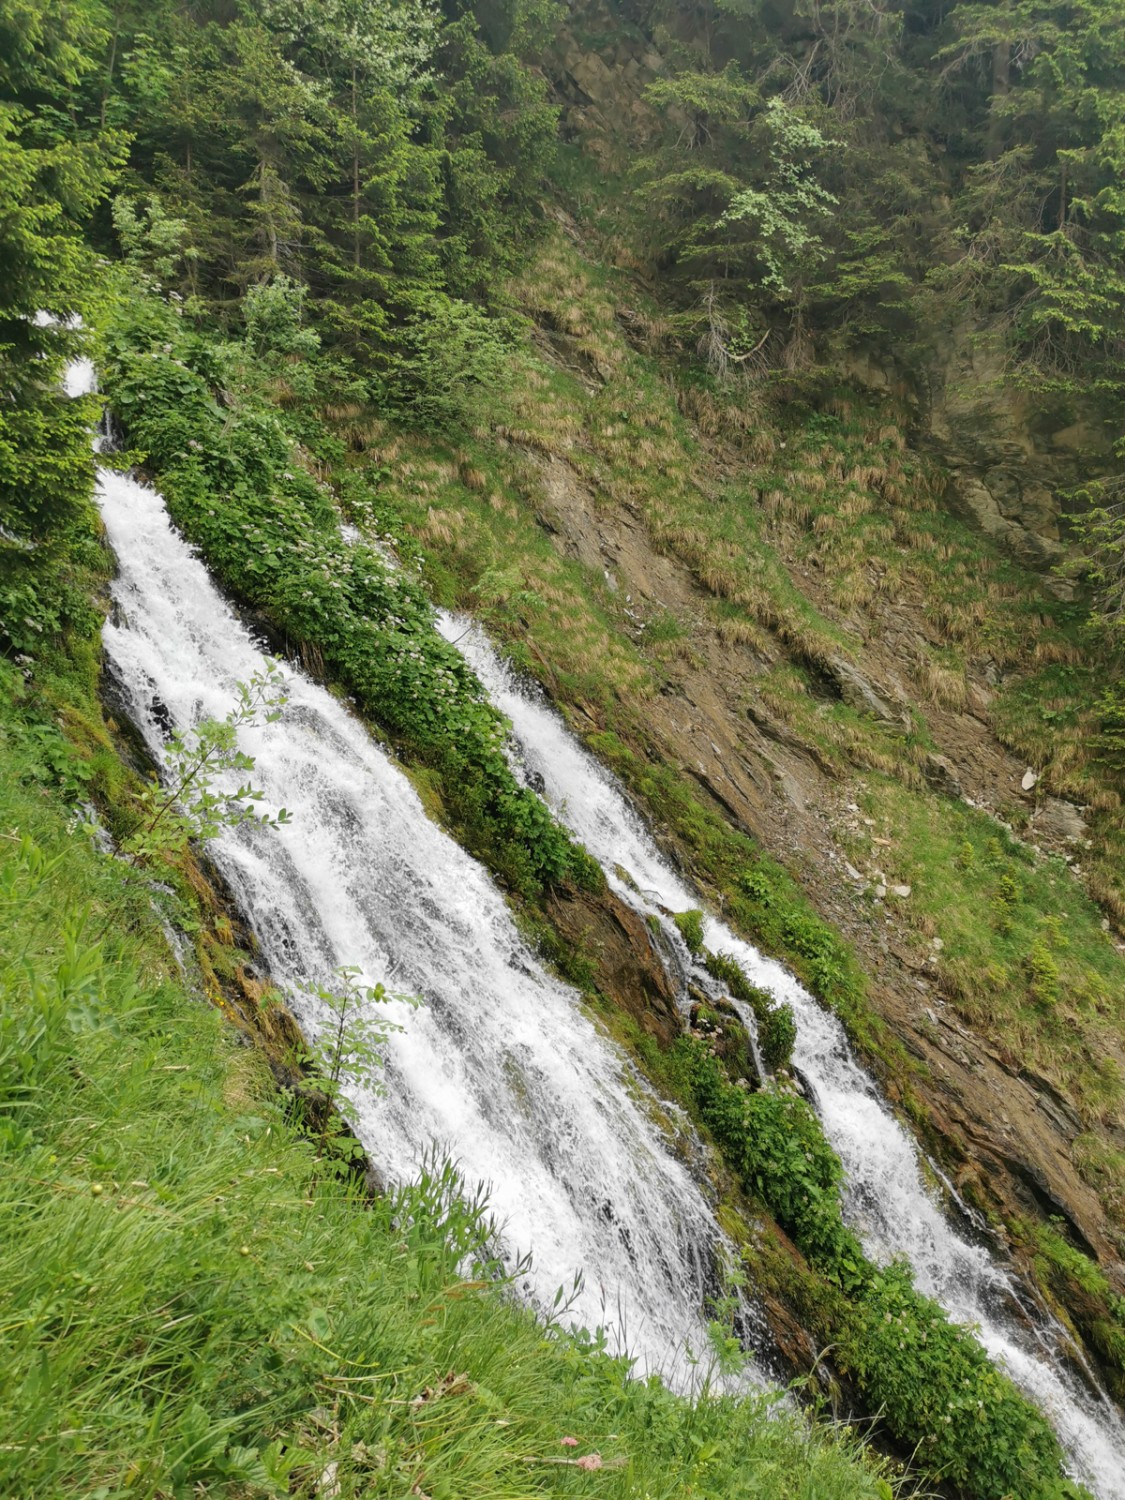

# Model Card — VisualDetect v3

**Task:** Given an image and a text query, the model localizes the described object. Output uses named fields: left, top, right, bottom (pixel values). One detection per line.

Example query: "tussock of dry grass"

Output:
left=917, top=659, right=970, bottom=713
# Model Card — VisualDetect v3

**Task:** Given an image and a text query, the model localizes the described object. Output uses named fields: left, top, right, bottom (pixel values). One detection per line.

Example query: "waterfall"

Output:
left=93, top=462, right=772, bottom=1391
left=437, top=612, right=1125, bottom=1499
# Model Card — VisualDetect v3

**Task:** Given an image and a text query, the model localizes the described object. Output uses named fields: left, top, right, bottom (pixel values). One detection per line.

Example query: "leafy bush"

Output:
left=1025, top=940, right=1061, bottom=1005
left=678, top=1038, right=1075, bottom=1499
left=702, top=950, right=796, bottom=1073
left=100, top=296, right=597, bottom=899
left=759, top=1001, right=797, bottom=1073
left=673, top=906, right=705, bottom=954
left=844, top=1264, right=1064, bottom=1499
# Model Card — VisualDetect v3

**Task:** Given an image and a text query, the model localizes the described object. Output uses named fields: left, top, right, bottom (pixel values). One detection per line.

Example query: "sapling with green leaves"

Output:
left=127, top=664, right=291, bottom=866
left=295, top=965, right=419, bottom=1165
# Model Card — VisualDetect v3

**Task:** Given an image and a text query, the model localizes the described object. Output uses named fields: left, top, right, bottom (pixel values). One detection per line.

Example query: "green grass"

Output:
left=1, top=658, right=906, bottom=1499
left=842, top=776, right=1124, bottom=1123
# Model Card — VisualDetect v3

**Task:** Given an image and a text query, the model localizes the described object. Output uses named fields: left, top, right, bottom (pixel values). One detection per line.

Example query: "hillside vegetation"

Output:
left=2, top=0, right=1125, bottom=1496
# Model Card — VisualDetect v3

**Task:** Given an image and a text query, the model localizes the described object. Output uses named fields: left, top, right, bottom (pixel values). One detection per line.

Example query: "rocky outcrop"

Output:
left=544, top=880, right=683, bottom=1043
left=923, top=333, right=1112, bottom=577
left=544, top=0, right=664, bottom=154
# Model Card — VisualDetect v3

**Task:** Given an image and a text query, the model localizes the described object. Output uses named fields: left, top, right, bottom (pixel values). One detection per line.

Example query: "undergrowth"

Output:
left=676, top=1041, right=1078, bottom=1500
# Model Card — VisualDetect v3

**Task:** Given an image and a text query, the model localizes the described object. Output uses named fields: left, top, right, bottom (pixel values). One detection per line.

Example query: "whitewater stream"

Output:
left=75, top=308, right=1123, bottom=1484
left=92, top=457, right=771, bottom=1390
left=438, top=613, right=1125, bottom=1498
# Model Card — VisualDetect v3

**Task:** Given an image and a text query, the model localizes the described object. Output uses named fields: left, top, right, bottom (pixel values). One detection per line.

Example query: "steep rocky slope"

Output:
left=364, top=167, right=1125, bottom=1398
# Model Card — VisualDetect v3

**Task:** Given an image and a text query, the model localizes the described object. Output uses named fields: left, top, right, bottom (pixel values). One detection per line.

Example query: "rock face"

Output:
left=544, top=0, right=664, bottom=152
left=922, top=753, right=963, bottom=798
left=924, top=332, right=1113, bottom=576
left=1032, top=797, right=1088, bottom=845
left=826, top=655, right=902, bottom=723
left=544, top=880, right=682, bottom=1044
left=843, top=320, right=1113, bottom=578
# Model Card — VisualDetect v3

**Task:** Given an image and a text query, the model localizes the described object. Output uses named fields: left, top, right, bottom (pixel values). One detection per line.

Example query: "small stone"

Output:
left=844, top=862, right=863, bottom=881
left=891, top=884, right=912, bottom=899
left=874, top=884, right=887, bottom=899
left=1021, top=768, right=1039, bottom=791
left=930, top=936, right=944, bottom=950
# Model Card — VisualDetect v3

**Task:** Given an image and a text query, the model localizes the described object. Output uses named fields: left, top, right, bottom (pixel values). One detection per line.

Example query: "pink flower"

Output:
left=575, top=1453, right=603, bottom=1472
left=559, top=1436, right=579, bottom=1447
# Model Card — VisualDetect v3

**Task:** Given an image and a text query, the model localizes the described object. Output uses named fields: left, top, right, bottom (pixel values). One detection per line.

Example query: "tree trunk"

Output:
left=352, top=64, right=361, bottom=269
left=987, top=41, right=1011, bottom=161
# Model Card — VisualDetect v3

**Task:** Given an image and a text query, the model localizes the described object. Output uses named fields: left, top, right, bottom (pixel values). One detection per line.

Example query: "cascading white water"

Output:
left=438, top=612, right=1125, bottom=1499
left=93, top=462, right=769, bottom=1390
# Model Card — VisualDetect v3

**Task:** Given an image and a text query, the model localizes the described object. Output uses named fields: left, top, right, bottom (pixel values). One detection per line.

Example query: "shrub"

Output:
left=759, top=1001, right=797, bottom=1072
left=679, top=1037, right=1075, bottom=1499
left=1025, top=940, right=1061, bottom=1005
left=673, top=907, right=705, bottom=954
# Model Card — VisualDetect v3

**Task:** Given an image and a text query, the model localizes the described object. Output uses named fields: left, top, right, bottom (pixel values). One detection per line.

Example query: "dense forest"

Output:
left=2, top=1, right=1125, bottom=1497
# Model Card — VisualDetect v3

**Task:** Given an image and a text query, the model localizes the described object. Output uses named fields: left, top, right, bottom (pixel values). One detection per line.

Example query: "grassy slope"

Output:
left=0, top=652, right=900, bottom=1498
left=368, top=228, right=1124, bottom=1124
left=342, top=225, right=1125, bottom=1406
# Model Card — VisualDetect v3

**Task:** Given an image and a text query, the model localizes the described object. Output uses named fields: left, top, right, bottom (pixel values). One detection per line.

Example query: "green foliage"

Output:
left=375, top=291, right=513, bottom=429
left=99, top=288, right=595, bottom=898
left=0, top=0, right=124, bottom=661
left=759, top=1002, right=797, bottom=1074
left=719, top=101, right=839, bottom=297
left=843, top=1261, right=1063, bottom=1497
left=1025, top=939, right=1061, bottom=1005
left=678, top=1038, right=1073, bottom=1499
left=673, top=906, right=705, bottom=954
left=701, top=948, right=797, bottom=1073
left=126, top=667, right=292, bottom=866
left=294, top=965, right=418, bottom=1165
left=681, top=1040, right=859, bottom=1269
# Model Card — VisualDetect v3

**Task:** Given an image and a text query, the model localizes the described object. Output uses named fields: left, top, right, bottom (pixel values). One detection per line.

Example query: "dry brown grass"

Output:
left=419, top=505, right=469, bottom=547
left=840, top=492, right=875, bottom=519
left=1089, top=789, right=1122, bottom=814
left=459, top=462, right=488, bottom=492
left=812, top=512, right=845, bottom=535
left=1087, top=870, right=1125, bottom=928
left=798, top=469, right=829, bottom=496
left=714, top=615, right=769, bottom=650
left=699, top=562, right=742, bottom=598
left=830, top=572, right=875, bottom=613
left=1032, top=638, right=1085, bottom=666
left=917, top=659, right=970, bottom=712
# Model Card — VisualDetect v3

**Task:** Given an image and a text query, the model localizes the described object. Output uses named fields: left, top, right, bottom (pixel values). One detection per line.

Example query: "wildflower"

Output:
left=559, top=1437, right=579, bottom=1447
left=576, top=1454, right=603, bottom=1472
